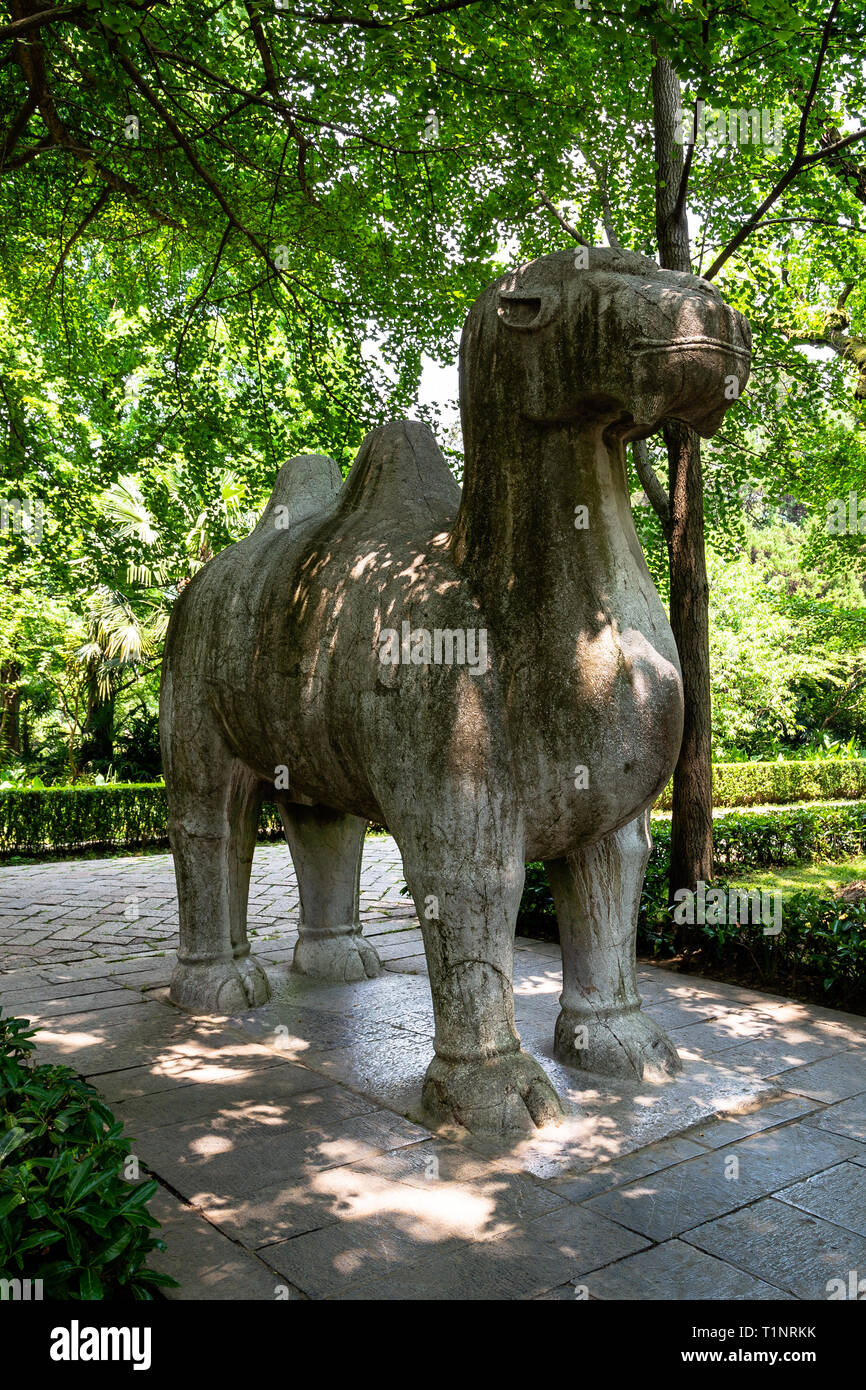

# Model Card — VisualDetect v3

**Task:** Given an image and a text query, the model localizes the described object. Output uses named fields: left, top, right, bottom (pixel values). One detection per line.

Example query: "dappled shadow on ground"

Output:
left=12, top=951, right=866, bottom=1299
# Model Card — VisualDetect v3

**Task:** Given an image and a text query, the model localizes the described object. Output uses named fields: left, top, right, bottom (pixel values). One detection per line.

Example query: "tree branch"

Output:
left=243, top=0, right=320, bottom=206
left=704, top=0, right=854, bottom=281
left=0, top=4, right=85, bottom=43
left=579, top=149, right=622, bottom=249
left=534, top=181, right=590, bottom=246
left=0, top=91, right=38, bottom=167
left=45, top=186, right=110, bottom=294
left=114, top=44, right=339, bottom=308
left=632, top=439, right=671, bottom=535
left=10, top=12, right=183, bottom=227
left=292, top=0, right=483, bottom=29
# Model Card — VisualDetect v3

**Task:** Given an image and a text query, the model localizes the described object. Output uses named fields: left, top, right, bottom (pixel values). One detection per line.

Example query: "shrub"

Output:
left=0, top=1012, right=176, bottom=1300
left=654, top=759, right=866, bottom=810
left=518, top=800, right=866, bottom=930
left=709, top=801, right=866, bottom=869
left=639, top=888, right=866, bottom=1011
left=4, top=776, right=866, bottom=861
left=0, top=784, right=288, bottom=858
left=517, top=801, right=866, bottom=1008
left=0, top=785, right=170, bottom=857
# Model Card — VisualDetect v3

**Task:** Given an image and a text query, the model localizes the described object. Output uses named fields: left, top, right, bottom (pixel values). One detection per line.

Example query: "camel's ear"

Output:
left=497, top=287, right=558, bottom=332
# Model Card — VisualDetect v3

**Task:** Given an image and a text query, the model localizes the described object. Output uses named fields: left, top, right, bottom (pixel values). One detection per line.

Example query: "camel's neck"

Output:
left=450, top=423, right=645, bottom=631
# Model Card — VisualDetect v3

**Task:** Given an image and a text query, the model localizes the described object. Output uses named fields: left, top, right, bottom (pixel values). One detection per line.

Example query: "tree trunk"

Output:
left=0, top=661, right=21, bottom=754
left=665, top=420, right=714, bottom=939
left=651, top=51, right=715, bottom=923
left=82, top=674, right=115, bottom=767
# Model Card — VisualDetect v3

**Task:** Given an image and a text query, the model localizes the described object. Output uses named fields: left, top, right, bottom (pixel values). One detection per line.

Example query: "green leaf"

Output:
left=0, top=1127, right=29, bottom=1164
left=79, top=1267, right=104, bottom=1299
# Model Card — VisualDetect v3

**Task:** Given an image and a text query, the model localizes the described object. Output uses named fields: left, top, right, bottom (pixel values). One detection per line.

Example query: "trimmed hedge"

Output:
left=3, top=774, right=866, bottom=860
left=654, top=759, right=866, bottom=810
left=664, top=800, right=866, bottom=871
left=0, top=785, right=170, bottom=858
left=0, top=784, right=285, bottom=859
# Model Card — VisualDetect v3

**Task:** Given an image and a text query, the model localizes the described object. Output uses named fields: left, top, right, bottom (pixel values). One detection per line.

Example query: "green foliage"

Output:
left=8, top=777, right=866, bottom=861
left=0, top=1012, right=176, bottom=1300
left=520, top=802, right=866, bottom=928
left=519, top=807, right=866, bottom=1009
left=1, top=0, right=866, bottom=796
left=638, top=885, right=866, bottom=1012
left=704, top=516, right=866, bottom=761
left=0, top=782, right=294, bottom=857
left=709, top=802, right=866, bottom=870
left=654, top=759, right=866, bottom=810
left=0, top=784, right=169, bottom=857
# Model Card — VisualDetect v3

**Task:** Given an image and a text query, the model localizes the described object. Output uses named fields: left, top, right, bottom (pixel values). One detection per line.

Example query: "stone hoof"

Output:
left=170, top=957, right=271, bottom=1013
left=234, top=953, right=271, bottom=1006
left=422, top=1049, right=563, bottom=1135
left=292, top=931, right=382, bottom=983
left=554, top=1006, right=682, bottom=1080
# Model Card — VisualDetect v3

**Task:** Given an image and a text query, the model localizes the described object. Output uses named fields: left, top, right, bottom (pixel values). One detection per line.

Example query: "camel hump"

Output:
left=253, top=453, right=343, bottom=534
left=337, top=420, right=460, bottom=527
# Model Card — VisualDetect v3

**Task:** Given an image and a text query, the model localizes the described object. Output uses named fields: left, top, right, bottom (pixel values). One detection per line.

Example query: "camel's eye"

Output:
left=497, top=288, right=558, bottom=332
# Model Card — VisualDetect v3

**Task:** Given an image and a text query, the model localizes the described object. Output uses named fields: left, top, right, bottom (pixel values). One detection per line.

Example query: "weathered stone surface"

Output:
left=8, top=839, right=866, bottom=1300
left=111, top=1063, right=337, bottom=1135
left=147, top=1185, right=292, bottom=1300
left=575, top=1238, right=791, bottom=1301
left=546, top=1136, right=709, bottom=1203
left=776, top=1161, right=866, bottom=1237
left=160, top=247, right=750, bottom=1133
left=585, top=1123, right=860, bottom=1241
left=326, top=1233, right=579, bottom=1301
left=682, top=1094, right=821, bottom=1148
left=684, top=1196, right=866, bottom=1299
left=527, top=1202, right=651, bottom=1272
left=802, top=1091, right=866, bottom=1142
left=771, top=1049, right=866, bottom=1103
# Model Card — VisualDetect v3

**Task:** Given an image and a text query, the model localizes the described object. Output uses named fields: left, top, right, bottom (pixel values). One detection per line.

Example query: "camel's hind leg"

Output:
left=547, top=810, right=681, bottom=1079
left=164, top=714, right=271, bottom=1014
left=277, top=803, right=382, bottom=982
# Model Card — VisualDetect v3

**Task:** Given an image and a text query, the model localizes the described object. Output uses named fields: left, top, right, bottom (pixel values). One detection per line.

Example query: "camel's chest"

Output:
left=507, top=618, right=683, bottom=857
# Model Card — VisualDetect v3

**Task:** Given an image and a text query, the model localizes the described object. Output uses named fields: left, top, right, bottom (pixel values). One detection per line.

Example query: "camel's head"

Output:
left=461, top=247, right=751, bottom=442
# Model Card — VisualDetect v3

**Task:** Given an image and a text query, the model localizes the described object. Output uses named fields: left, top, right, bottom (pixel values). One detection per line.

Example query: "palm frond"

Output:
left=101, top=476, right=159, bottom=546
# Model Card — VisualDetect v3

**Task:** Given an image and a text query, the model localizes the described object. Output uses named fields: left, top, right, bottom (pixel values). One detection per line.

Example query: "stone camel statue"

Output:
left=160, top=247, right=750, bottom=1135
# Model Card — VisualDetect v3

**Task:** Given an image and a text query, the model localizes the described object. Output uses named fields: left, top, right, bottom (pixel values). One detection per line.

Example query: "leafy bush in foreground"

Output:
left=0, top=1013, right=176, bottom=1300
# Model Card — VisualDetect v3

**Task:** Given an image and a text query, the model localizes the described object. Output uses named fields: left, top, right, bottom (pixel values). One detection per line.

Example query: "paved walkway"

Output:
left=1, top=837, right=865, bottom=1300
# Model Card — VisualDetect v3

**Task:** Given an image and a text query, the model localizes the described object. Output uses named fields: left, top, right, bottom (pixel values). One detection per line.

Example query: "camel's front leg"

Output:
left=400, top=818, right=563, bottom=1135
left=548, top=810, right=681, bottom=1079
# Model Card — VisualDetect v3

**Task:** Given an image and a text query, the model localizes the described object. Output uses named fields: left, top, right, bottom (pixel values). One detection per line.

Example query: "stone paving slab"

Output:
left=2, top=835, right=866, bottom=1300
left=0, top=837, right=410, bottom=973
left=683, top=1196, right=866, bottom=1300
left=584, top=1123, right=863, bottom=1242
left=552, top=1239, right=794, bottom=1301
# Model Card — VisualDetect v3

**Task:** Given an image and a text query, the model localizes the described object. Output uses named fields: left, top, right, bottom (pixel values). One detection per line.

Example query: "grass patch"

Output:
left=726, top=856, right=866, bottom=899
